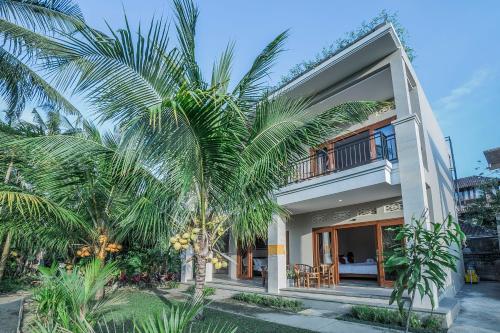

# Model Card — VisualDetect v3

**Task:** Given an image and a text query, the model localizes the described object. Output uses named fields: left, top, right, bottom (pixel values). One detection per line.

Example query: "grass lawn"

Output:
left=106, top=290, right=313, bottom=333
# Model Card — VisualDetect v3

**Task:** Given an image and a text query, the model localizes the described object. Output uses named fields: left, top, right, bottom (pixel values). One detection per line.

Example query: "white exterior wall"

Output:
left=403, top=56, right=465, bottom=297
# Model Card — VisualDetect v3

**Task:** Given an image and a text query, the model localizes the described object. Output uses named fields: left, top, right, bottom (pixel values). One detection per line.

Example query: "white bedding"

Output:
left=252, top=258, right=267, bottom=272
left=339, top=262, right=377, bottom=275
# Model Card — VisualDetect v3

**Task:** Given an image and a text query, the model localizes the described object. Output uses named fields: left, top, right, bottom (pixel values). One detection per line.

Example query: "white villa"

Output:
left=181, top=23, right=464, bottom=312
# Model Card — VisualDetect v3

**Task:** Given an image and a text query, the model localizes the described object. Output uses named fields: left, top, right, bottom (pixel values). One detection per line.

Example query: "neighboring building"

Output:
left=484, top=147, right=500, bottom=170
left=182, top=23, right=463, bottom=310
left=455, top=175, right=500, bottom=212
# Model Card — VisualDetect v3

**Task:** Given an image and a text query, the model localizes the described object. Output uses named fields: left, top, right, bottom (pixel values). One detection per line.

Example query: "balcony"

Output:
left=277, top=133, right=400, bottom=213
left=287, top=132, right=398, bottom=185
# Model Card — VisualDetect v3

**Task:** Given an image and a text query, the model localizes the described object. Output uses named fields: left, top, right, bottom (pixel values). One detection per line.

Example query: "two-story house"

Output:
left=181, top=23, right=464, bottom=311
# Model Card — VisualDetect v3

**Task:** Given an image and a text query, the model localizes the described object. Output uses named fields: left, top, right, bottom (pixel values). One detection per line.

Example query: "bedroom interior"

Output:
left=313, top=218, right=403, bottom=287
left=337, top=225, right=378, bottom=282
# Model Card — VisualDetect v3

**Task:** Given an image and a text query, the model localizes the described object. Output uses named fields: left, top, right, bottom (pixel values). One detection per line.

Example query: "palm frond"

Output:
left=0, top=46, right=80, bottom=121
left=0, top=0, right=84, bottom=33
left=233, top=30, right=288, bottom=108
left=0, top=187, right=82, bottom=226
left=173, top=0, right=202, bottom=87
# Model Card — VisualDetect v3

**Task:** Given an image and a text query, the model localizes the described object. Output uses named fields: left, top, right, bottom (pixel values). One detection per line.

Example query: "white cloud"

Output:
left=435, top=68, right=494, bottom=112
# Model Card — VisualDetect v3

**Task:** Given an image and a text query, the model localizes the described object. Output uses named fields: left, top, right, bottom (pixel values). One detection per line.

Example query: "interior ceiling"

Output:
left=283, top=183, right=402, bottom=215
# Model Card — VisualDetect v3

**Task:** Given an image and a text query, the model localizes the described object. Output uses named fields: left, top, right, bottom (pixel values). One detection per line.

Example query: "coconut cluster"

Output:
left=209, top=254, right=228, bottom=270
left=76, top=246, right=92, bottom=257
left=170, top=227, right=200, bottom=251
left=105, top=243, right=122, bottom=253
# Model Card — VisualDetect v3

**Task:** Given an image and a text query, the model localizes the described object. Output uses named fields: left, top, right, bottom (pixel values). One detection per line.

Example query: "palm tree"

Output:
left=25, top=0, right=384, bottom=310
left=0, top=0, right=84, bottom=125
left=0, top=0, right=85, bottom=281
left=0, top=127, right=83, bottom=281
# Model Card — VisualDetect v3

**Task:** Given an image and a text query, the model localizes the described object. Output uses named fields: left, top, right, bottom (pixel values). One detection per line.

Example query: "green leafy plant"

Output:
left=384, top=214, right=464, bottom=333
left=186, top=285, right=216, bottom=297
left=165, top=281, right=180, bottom=289
left=32, top=259, right=124, bottom=332
left=348, top=305, right=443, bottom=332
left=232, top=292, right=303, bottom=312
left=134, top=301, right=236, bottom=333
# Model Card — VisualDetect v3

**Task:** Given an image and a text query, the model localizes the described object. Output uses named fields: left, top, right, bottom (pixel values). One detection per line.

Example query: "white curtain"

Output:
left=322, top=232, right=332, bottom=264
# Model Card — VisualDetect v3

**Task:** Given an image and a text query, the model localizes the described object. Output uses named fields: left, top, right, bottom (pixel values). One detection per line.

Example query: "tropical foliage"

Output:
left=0, top=0, right=83, bottom=125
left=384, top=214, right=464, bottom=333
left=32, top=259, right=123, bottom=332
left=460, top=177, right=500, bottom=229
left=0, top=0, right=389, bottom=329
left=20, top=0, right=384, bottom=305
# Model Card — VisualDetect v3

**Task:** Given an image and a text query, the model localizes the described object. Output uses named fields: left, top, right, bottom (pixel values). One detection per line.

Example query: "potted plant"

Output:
left=287, top=268, right=296, bottom=287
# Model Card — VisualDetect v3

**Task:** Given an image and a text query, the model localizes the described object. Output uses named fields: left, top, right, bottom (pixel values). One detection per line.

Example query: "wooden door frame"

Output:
left=312, top=218, right=403, bottom=286
left=236, top=244, right=253, bottom=280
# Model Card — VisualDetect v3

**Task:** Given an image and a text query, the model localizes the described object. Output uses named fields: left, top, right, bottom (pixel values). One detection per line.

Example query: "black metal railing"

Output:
left=287, top=132, right=398, bottom=184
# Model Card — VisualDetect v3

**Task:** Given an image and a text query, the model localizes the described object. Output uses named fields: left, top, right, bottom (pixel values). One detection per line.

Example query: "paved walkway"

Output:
left=449, top=282, right=500, bottom=333
left=163, top=286, right=397, bottom=332
left=0, top=296, right=23, bottom=333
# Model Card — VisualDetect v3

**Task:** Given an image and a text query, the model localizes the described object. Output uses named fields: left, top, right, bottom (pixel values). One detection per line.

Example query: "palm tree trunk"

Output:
left=194, top=253, right=207, bottom=319
left=0, top=161, right=14, bottom=282
left=0, top=232, right=13, bottom=281
left=405, top=289, right=417, bottom=333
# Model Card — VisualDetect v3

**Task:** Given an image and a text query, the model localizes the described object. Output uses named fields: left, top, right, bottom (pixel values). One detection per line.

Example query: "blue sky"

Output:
left=74, top=0, right=500, bottom=177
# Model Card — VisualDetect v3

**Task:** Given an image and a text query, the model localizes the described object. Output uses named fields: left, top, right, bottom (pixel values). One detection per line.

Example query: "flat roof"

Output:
left=271, top=23, right=402, bottom=99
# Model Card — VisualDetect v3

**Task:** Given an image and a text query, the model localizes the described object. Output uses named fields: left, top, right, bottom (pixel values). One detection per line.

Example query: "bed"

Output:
left=252, top=258, right=267, bottom=272
left=339, top=259, right=377, bottom=276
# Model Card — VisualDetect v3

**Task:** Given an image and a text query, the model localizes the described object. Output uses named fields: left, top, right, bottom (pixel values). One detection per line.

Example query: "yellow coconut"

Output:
left=173, top=242, right=182, bottom=251
left=181, top=244, right=189, bottom=250
left=169, top=236, right=177, bottom=244
left=76, top=250, right=82, bottom=256
left=190, top=234, right=197, bottom=241
left=182, top=232, right=190, bottom=239
left=192, top=228, right=200, bottom=234
left=221, top=261, right=228, bottom=268
left=179, top=238, right=188, bottom=245
left=211, top=258, right=218, bottom=264
left=215, top=262, right=222, bottom=270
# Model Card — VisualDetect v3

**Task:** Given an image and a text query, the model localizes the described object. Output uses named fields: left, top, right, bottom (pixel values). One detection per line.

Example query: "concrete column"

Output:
left=267, top=215, right=287, bottom=294
left=228, top=233, right=238, bottom=280
left=180, top=247, right=193, bottom=283
left=390, top=53, right=438, bottom=309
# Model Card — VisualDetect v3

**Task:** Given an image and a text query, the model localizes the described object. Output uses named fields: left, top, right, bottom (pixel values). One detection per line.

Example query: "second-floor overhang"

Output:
left=276, top=159, right=401, bottom=214
left=271, top=23, right=401, bottom=100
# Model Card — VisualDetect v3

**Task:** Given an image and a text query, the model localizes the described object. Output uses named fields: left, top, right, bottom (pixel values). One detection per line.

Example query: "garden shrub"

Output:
left=232, top=292, right=303, bottom=312
left=165, top=280, right=180, bottom=289
left=186, top=285, right=216, bottom=297
left=349, top=305, right=443, bottom=332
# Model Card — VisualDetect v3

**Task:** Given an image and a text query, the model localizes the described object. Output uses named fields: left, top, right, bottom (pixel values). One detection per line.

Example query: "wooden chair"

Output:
left=293, top=264, right=312, bottom=287
left=261, top=266, right=268, bottom=287
left=306, top=266, right=321, bottom=288
left=319, top=264, right=335, bottom=287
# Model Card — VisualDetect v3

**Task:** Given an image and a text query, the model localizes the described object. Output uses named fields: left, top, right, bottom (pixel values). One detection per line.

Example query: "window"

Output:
left=374, top=124, right=397, bottom=161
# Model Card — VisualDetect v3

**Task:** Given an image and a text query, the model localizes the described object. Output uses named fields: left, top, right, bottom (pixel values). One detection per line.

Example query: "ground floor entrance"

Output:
left=312, top=218, right=402, bottom=287
left=236, top=238, right=268, bottom=280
